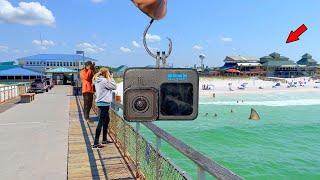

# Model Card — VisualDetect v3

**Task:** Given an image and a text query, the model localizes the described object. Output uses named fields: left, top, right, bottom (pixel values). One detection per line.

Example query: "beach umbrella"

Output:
left=226, top=69, right=240, bottom=73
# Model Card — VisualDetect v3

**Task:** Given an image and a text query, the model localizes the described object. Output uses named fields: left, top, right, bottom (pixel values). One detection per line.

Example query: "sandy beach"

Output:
left=199, top=77, right=320, bottom=97
left=115, top=77, right=320, bottom=98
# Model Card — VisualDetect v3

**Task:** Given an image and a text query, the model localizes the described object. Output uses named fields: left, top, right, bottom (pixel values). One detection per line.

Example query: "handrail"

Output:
left=142, top=122, right=242, bottom=180
left=0, top=83, right=31, bottom=103
left=111, top=93, right=242, bottom=180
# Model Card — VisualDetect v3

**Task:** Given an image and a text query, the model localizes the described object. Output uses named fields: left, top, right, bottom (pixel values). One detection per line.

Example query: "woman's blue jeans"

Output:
left=94, top=106, right=110, bottom=145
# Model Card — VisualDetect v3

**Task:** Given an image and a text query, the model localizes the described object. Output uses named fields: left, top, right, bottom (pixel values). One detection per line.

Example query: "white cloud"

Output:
left=32, top=39, right=55, bottom=50
left=0, top=0, right=55, bottom=26
left=91, top=0, right=104, bottom=3
left=192, top=45, right=203, bottom=50
left=146, top=33, right=161, bottom=42
left=132, top=41, right=141, bottom=48
left=76, top=42, right=105, bottom=54
left=0, top=45, right=8, bottom=52
left=149, top=47, right=159, bottom=53
left=120, top=47, right=132, bottom=53
left=221, top=37, right=233, bottom=42
left=32, top=40, right=55, bottom=46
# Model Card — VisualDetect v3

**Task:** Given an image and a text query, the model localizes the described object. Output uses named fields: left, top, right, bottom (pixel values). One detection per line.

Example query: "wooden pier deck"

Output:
left=68, top=96, right=135, bottom=180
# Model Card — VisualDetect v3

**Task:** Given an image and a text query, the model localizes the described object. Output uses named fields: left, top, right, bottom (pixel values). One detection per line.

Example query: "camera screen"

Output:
left=160, top=83, right=193, bottom=116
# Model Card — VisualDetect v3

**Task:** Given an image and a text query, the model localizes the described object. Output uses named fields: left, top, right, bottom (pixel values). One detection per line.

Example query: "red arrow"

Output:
left=286, top=24, right=308, bottom=43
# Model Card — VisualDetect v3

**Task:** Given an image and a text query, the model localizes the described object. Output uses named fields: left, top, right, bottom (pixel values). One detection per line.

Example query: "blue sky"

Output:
left=0, top=0, right=319, bottom=67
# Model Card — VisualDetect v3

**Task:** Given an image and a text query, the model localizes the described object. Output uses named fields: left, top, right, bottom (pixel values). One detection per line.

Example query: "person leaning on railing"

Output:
left=92, top=68, right=117, bottom=149
left=80, top=61, right=95, bottom=123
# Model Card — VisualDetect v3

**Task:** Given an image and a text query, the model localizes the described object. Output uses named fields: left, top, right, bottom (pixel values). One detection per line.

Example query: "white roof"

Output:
left=226, top=56, right=259, bottom=61
left=237, top=63, right=262, bottom=66
left=280, top=65, right=298, bottom=67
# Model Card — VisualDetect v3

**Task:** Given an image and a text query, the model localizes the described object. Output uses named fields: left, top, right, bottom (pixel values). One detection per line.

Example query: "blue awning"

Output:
left=0, top=67, right=43, bottom=76
left=17, top=54, right=97, bottom=62
left=220, top=63, right=236, bottom=70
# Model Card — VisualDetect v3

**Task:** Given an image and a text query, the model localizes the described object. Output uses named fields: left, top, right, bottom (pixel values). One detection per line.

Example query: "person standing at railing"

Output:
left=80, top=61, right=95, bottom=123
left=92, top=68, right=117, bottom=149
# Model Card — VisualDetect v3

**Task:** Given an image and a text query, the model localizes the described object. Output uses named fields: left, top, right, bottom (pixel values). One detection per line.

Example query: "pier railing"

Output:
left=106, top=93, right=242, bottom=180
left=0, top=83, right=30, bottom=104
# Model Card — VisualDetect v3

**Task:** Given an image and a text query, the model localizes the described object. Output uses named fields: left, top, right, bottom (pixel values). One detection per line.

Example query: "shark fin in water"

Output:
left=249, top=108, right=260, bottom=121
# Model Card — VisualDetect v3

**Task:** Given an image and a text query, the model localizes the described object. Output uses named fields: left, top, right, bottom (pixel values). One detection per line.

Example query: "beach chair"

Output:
left=238, top=86, right=245, bottom=90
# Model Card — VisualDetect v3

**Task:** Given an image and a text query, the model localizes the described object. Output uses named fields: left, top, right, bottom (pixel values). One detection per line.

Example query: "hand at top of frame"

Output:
left=131, top=0, right=167, bottom=20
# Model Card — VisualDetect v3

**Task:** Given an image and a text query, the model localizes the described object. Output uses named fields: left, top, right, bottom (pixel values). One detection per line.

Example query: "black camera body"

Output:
left=123, top=68, right=199, bottom=122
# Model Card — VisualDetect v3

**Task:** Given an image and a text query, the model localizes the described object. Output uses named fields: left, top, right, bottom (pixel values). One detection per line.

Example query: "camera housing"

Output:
left=123, top=68, right=199, bottom=122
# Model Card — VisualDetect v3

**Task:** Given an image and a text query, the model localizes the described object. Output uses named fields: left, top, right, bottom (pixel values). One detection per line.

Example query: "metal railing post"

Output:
left=10, top=86, right=13, bottom=99
left=4, top=87, right=6, bottom=102
left=156, top=135, right=162, bottom=180
left=8, top=86, right=10, bottom=100
left=136, top=122, right=140, bottom=132
left=0, top=88, right=2, bottom=103
left=112, top=92, right=116, bottom=110
left=198, top=166, right=206, bottom=180
left=135, top=122, right=140, bottom=178
left=123, top=122, right=127, bottom=155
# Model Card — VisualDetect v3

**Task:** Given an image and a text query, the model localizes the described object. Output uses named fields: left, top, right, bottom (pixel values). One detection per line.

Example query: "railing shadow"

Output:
left=75, top=96, right=107, bottom=180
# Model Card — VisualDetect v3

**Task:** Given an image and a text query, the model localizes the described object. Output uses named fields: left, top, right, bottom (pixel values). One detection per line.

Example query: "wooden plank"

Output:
left=67, top=96, right=135, bottom=180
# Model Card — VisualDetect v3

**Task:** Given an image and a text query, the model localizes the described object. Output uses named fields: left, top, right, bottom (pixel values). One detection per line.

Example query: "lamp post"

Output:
left=76, top=50, right=85, bottom=88
left=76, top=50, right=85, bottom=70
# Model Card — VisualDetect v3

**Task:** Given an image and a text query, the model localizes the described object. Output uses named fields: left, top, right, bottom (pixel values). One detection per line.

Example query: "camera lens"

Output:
left=133, top=96, right=149, bottom=112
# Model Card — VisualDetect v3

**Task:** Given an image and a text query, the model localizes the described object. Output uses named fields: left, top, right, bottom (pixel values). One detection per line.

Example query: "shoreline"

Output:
left=199, top=77, right=319, bottom=97
left=200, top=87, right=320, bottom=97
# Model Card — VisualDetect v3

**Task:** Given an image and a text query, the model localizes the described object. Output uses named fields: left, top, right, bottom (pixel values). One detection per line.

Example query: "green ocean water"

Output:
left=141, top=91, right=320, bottom=179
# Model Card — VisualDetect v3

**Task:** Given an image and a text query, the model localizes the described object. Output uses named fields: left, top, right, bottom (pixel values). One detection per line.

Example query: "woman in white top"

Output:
left=92, top=68, right=117, bottom=149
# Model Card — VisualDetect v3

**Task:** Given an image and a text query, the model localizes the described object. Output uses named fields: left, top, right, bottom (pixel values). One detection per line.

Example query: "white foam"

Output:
left=200, top=99, right=320, bottom=107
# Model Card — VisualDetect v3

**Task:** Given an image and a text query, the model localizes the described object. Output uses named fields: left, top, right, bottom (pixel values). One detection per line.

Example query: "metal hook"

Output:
left=143, top=19, right=173, bottom=67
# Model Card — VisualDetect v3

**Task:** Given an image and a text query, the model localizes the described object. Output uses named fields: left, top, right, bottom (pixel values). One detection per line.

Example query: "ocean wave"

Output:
left=200, top=99, right=320, bottom=107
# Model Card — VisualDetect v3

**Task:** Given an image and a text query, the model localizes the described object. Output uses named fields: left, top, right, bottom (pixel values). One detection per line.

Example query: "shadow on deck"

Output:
left=0, top=98, right=20, bottom=113
left=68, top=96, right=135, bottom=180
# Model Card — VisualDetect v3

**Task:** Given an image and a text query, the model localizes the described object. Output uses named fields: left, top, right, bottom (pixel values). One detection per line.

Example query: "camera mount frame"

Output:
left=143, top=19, right=172, bottom=68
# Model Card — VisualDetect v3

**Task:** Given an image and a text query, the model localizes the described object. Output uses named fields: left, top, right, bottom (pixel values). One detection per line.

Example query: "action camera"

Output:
left=123, top=68, right=199, bottom=122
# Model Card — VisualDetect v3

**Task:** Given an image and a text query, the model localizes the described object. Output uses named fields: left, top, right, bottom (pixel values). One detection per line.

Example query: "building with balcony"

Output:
left=296, top=53, right=319, bottom=77
left=260, top=52, right=301, bottom=78
left=221, top=56, right=266, bottom=76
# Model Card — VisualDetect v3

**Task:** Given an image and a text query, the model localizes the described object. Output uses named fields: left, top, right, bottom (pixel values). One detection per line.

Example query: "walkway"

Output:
left=0, top=86, right=70, bottom=180
left=0, top=85, right=135, bottom=180
left=0, top=97, right=20, bottom=113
